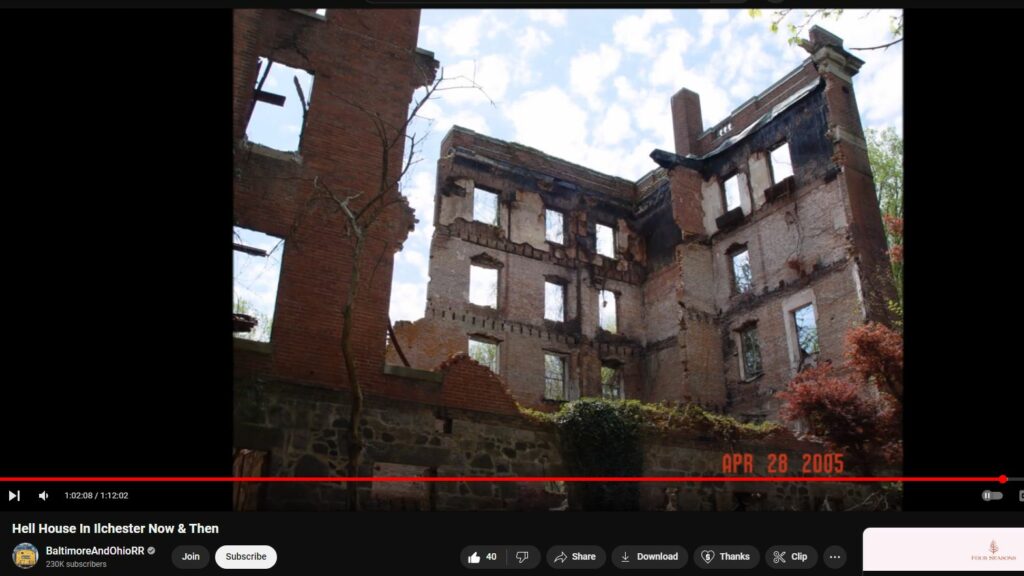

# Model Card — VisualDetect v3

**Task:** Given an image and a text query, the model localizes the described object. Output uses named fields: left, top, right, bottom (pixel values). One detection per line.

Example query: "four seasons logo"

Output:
left=971, top=539, right=1016, bottom=563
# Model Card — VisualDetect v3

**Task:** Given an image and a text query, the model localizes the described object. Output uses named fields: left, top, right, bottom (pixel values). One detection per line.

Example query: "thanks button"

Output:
left=694, top=545, right=759, bottom=569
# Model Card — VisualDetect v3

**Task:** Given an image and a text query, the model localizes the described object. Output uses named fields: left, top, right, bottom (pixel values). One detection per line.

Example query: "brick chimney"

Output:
left=670, top=87, right=703, bottom=157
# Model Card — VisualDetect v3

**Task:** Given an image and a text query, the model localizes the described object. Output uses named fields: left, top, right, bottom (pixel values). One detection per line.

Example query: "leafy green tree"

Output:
left=866, top=127, right=903, bottom=321
left=749, top=9, right=903, bottom=51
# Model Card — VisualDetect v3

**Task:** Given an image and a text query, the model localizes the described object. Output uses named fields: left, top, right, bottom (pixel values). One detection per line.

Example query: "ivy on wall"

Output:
left=522, top=399, right=784, bottom=510
left=554, top=399, right=645, bottom=510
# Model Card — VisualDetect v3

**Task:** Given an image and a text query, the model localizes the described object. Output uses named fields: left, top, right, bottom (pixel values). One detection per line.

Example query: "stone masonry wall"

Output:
left=235, top=376, right=566, bottom=511
left=235, top=375, right=892, bottom=511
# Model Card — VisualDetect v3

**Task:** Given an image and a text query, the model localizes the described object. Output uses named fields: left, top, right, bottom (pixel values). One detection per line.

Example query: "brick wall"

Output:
left=388, top=304, right=645, bottom=410
left=233, top=9, right=435, bottom=395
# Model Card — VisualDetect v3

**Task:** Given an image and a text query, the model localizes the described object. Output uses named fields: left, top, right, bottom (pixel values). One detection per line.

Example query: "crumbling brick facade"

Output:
left=234, top=9, right=439, bottom=399
left=391, top=26, right=893, bottom=422
left=233, top=13, right=897, bottom=511
left=232, top=10, right=520, bottom=429
left=233, top=10, right=573, bottom=508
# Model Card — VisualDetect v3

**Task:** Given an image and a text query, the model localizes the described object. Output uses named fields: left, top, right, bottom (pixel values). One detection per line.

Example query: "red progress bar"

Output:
left=0, top=476, right=1008, bottom=483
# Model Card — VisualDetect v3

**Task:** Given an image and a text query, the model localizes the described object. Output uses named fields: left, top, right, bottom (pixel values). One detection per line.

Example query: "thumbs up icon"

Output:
left=468, top=552, right=481, bottom=564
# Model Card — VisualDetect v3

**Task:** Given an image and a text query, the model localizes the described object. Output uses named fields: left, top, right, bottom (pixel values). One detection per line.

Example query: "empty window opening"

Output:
left=545, top=208, right=565, bottom=244
left=770, top=142, right=794, bottom=182
left=793, top=303, right=819, bottom=357
left=246, top=58, right=315, bottom=152
left=722, top=174, right=741, bottom=212
left=544, top=281, right=565, bottom=322
left=233, top=226, right=284, bottom=342
left=731, top=249, right=753, bottom=294
left=468, top=338, right=499, bottom=374
left=544, top=353, right=567, bottom=400
left=473, top=188, right=499, bottom=226
left=469, top=265, right=498, bottom=308
left=596, top=223, right=615, bottom=258
left=601, top=365, right=624, bottom=399
left=739, top=325, right=764, bottom=379
left=599, top=289, right=617, bottom=333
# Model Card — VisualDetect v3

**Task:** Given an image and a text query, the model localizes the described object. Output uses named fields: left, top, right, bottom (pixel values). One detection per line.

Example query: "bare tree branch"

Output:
left=849, top=38, right=903, bottom=51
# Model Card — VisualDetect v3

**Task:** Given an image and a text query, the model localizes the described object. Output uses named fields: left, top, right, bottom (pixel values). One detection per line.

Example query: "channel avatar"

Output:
left=12, top=543, right=38, bottom=569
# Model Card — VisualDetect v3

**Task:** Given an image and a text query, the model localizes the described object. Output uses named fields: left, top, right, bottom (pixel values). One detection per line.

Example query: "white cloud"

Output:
left=402, top=170, right=437, bottom=243
left=649, top=51, right=684, bottom=89
left=698, top=9, right=729, bottom=47
left=663, top=27, right=695, bottom=53
left=615, top=78, right=672, bottom=148
left=526, top=9, right=567, bottom=27
left=400, top=249, right=430, bottom=282
left=516, top=27, right=552, bottom=58
left=613, top=76, right=642, bottom=103
left=438, top=55, right=510, bottom=105
left=394, top=167, right=438, bottom=299
left=624, top=139, right=666, bottom=179
left=632, top=91, right=674, bottom=149
left=612, top=9, right=674, bottom=55
left=648, top=57, right=732, bottom=131
left=856, top=52, right=903, bottom=127
left=505, top=87, right=588, bottom=164
left=415, top=96, right=490, bottom=136
left=420, top=24, right=441, bottom=53
left=569, top=44, right=621, bottom=109
left=729, top=79, right=753, bottom=100
left=415, top=98, right=442, bottom=125
left=439, top=11, right=505, bottom=57
left=594, top=104, right=634, bottom=146
left=449, top=111, right=490, bottom=134
left=389, top=281, right=427, bottom=322
left=725, top=35, right=773, bottom=85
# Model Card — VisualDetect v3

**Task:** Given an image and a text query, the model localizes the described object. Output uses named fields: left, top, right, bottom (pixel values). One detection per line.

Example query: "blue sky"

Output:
left=238, top=9, right=904, bottom=328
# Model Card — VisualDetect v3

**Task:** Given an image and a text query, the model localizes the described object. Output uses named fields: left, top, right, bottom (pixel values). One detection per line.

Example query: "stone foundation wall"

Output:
left=235, top=377, right=896, bottom=511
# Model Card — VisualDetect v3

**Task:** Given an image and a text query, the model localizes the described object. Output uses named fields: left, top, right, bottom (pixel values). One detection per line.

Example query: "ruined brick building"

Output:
left=391, top=26, right=892, bottom=422
left=234, top=9, right=896, bottom=510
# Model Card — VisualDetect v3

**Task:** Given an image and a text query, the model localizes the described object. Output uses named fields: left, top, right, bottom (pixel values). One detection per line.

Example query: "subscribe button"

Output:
left=214, top=545, right=277, bottom=569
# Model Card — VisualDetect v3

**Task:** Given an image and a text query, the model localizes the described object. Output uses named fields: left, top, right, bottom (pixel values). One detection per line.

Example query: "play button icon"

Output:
left=8, top=490, right=20, bottom=502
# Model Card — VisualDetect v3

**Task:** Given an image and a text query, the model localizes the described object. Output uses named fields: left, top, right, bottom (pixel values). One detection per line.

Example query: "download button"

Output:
left=611, top=546, right=687, bottom=569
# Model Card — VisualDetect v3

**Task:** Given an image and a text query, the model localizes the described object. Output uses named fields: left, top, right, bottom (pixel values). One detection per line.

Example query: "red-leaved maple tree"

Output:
left=778, top=322, right=903, bottom=471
